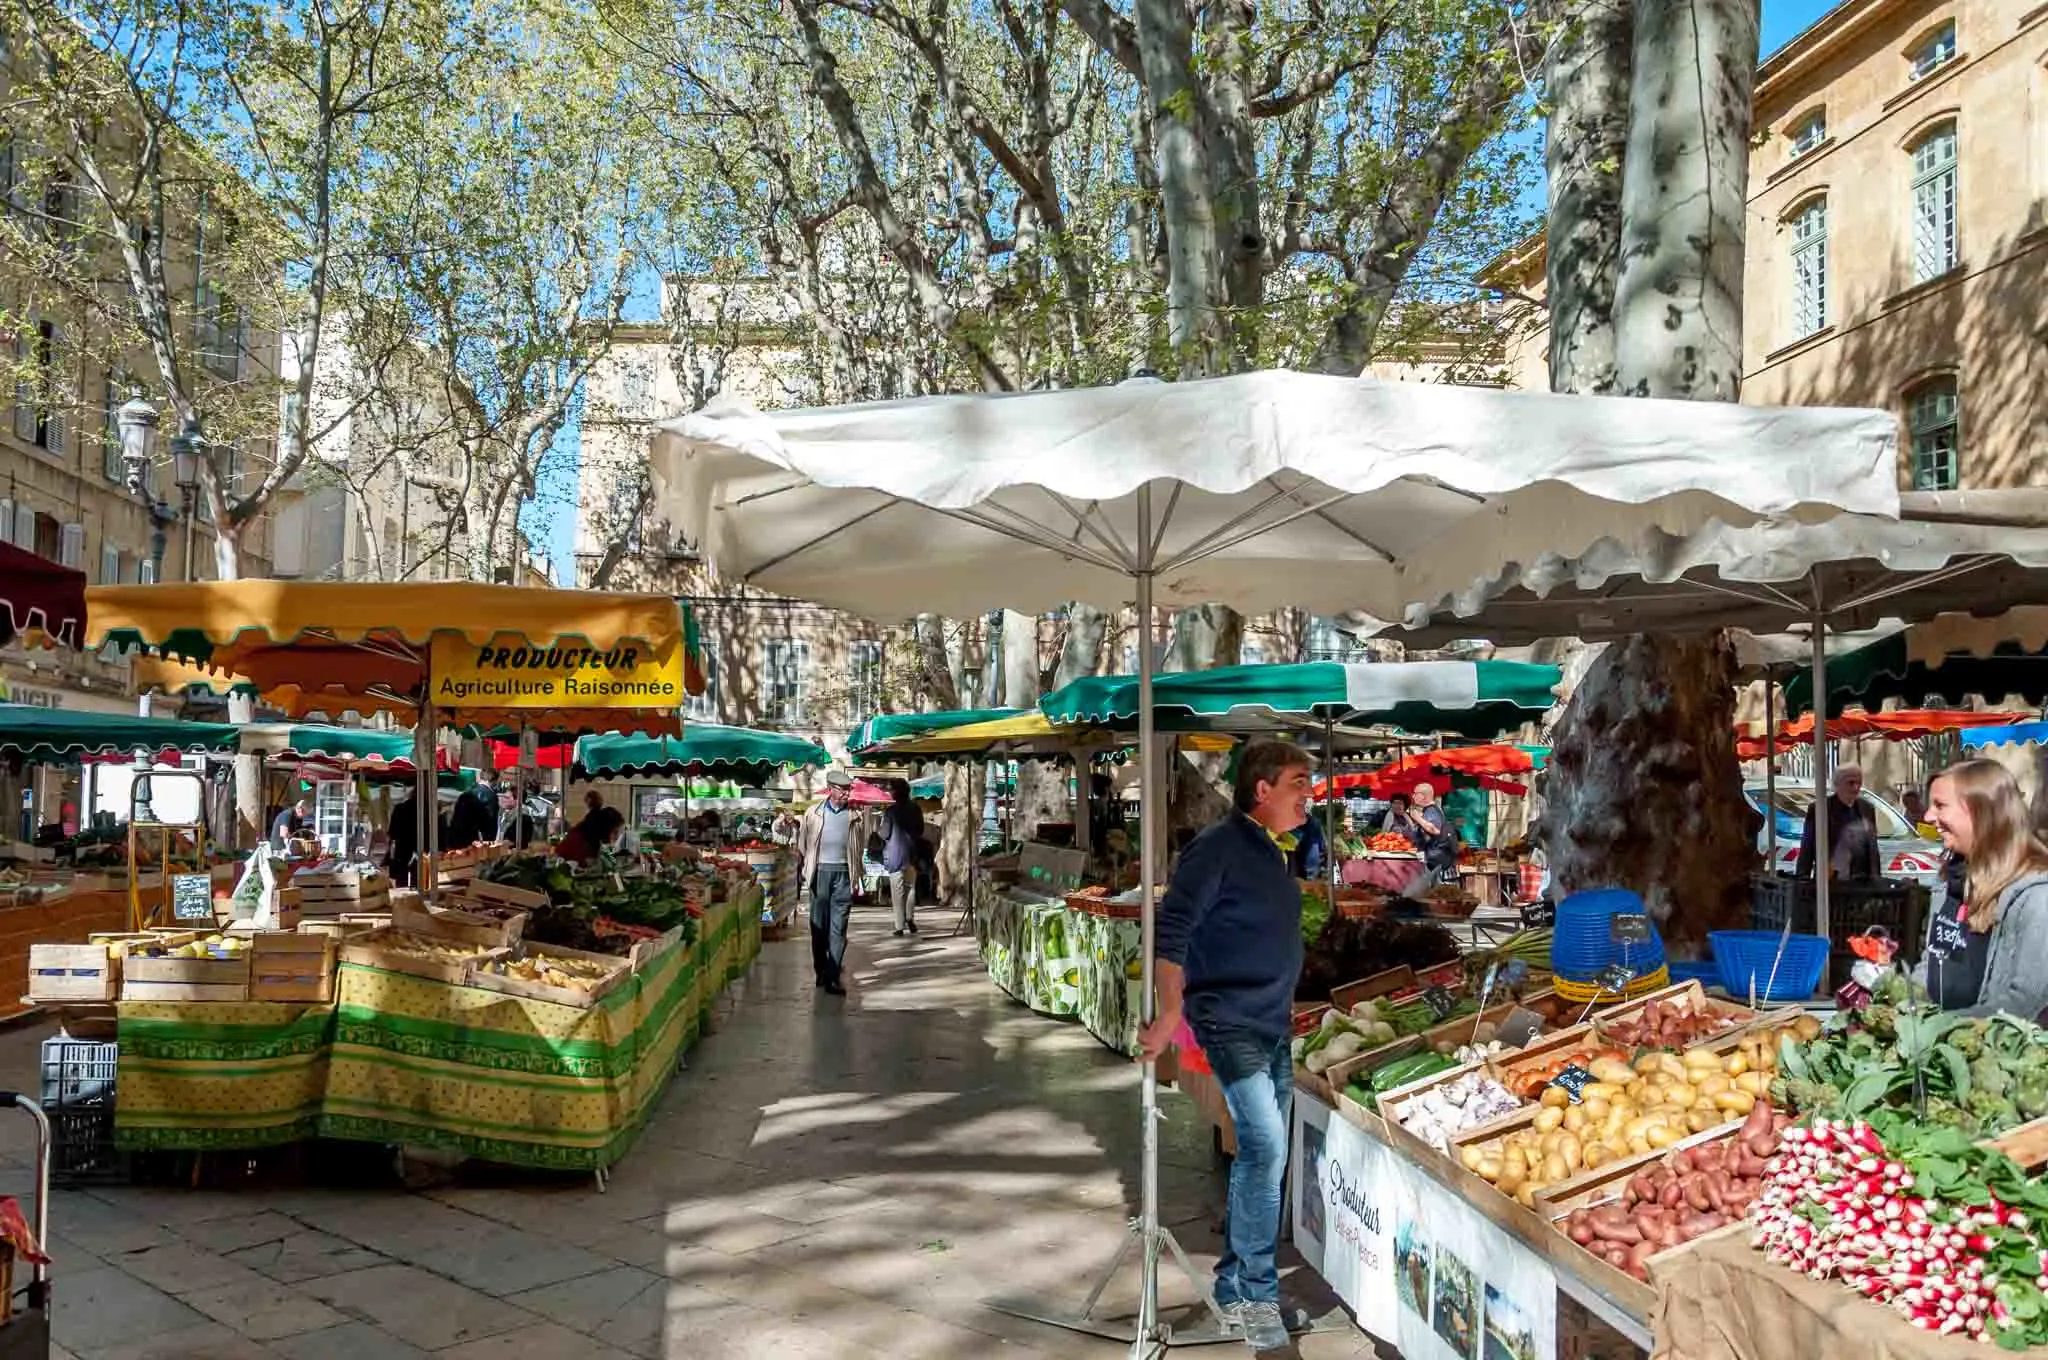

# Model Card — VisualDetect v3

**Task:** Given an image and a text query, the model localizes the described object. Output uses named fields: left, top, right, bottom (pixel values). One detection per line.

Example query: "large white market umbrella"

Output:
left=1389, top=492, right=2048, bottom=948
left=651, top=370, right=1900, bottom=1353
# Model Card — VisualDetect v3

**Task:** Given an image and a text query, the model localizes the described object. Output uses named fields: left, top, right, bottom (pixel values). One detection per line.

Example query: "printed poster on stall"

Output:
left=428, top=635, right=684, bottom=709
left=1291, top=1103, right=1555, bottom=1360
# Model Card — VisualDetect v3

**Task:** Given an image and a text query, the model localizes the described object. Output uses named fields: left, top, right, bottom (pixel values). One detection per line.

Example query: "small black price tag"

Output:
left=1609, top=912, right=1653, bottom=946
left=1927, top=908, right=1968, bottom=963
left=1596, top=962, right=1637, bottom=996
left=1422, top=985, right=1458, bottom=1020
left=1519, top=899, right=1555, bottom=928
left=1549, top=1063, right=1596, bottom=1103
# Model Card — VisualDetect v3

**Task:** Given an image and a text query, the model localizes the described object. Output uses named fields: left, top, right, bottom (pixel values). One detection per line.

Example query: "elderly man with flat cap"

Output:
left=795, top=769, right=872, bottom=996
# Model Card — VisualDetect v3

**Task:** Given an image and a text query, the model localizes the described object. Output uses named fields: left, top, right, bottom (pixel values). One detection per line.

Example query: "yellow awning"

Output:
left=875, top=711, right=1234, bottom=757
left=89, top=581, right=695, bottom=735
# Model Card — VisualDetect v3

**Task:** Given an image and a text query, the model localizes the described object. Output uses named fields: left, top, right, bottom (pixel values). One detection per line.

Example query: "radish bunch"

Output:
left=1751, top=1117, right=2047, bottom=1343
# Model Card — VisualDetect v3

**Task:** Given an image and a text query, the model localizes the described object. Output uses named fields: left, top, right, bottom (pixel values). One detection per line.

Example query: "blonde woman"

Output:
left=1916, top=760, right=2048, bottom=1020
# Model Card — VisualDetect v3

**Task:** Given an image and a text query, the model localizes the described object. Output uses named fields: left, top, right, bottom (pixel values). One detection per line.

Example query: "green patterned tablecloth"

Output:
left=975, top=880, right=1141, bottom=1055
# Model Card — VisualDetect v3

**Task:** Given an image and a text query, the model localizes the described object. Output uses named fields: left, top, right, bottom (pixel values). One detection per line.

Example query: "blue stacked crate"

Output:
left=40, top=1034, right=122, bottom=1183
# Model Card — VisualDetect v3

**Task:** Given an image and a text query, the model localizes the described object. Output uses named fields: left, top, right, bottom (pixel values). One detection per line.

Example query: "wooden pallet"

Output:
left=26, top=944, right=118, bottom=1003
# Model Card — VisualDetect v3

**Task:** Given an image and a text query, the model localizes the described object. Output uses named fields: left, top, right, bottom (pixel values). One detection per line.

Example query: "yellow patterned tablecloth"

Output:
left=115, top=887, right=762, bottom=1170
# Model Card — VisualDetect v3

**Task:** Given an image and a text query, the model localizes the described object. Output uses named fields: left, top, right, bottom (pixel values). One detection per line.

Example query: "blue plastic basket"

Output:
left=1552, top=888, right=1666, bottom=984
left=1667, top=960, right=1720, bottom=986
left=1710, top=929, right=1829, bottom=1003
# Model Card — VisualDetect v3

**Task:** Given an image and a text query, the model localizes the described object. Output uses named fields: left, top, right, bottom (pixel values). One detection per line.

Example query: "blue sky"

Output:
left=526, top=0, right=1843, bottom=586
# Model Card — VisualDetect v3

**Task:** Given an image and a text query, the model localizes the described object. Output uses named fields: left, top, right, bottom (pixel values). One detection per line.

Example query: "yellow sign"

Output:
left=427, top=636, right=684, bottom=709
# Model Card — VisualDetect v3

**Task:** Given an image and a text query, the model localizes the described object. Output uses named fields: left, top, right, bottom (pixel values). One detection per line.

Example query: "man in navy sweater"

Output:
left=1140, top=740, right=1313, bottom=1354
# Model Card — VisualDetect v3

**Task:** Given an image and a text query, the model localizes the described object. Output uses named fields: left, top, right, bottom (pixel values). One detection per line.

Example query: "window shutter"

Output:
left=100, top=544, right=119, bottom=584
left=12, top=335, right=33, bottom=444
left=44, top=322, right=64, bottom=455
left=0, top=500, right=11, bottom=547
left=59, top=522, right=83, bottom=568
left=139, top=557, right=157, bottom=584
left=10, top=502, right=32, bottom=549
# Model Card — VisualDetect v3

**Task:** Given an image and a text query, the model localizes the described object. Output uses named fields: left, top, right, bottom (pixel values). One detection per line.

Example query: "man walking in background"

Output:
left=1138, top=739, right=1315, bottom=1354
left=796, top=769, right=870, bottom=996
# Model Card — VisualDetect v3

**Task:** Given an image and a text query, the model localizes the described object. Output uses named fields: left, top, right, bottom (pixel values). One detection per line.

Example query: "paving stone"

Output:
left=73, top=1319, right=283, bottom=1360
left=182, top=1278, right=349, bottom=1341
left=226, top=1227, right=388, bottom=1284
left=50, top=1264, right=208, bottom=1354
left=300, top=1263, right=533, bottom=1350
left=110, top=1239, right=272, bottom=1296
left=267, top=1320, right=432, bottom=1360
left=433, top=1318, right=640, bottom=1360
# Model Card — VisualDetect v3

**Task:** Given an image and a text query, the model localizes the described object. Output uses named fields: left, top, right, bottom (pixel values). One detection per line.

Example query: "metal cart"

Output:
left=0, top=1094, right=51, bottom=1360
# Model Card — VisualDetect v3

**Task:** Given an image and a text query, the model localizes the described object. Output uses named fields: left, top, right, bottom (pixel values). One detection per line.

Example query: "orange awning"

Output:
left=1736, top=709, right=2032, bottom=760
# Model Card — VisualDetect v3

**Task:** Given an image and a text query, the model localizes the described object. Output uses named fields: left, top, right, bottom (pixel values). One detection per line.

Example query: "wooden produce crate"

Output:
left=1586, top=979, right=1759, bottom=1049
left=26, top=943, right=118, bottom=1003
left=1986, top=1114, right=2048, bottom=1171
left=249, top=932, right=337, bottom=1003
left=296, top=917, right=379, bottom=941
left=1329, top=965, right=1419, bottom=1015
left=338, top=913, right=391, bottom=931
left=292, top=867, right=391, bottom=917
left=391, top=896, right=522, bottom=951
left=628, top=922, right=690, bottom=973
left=468, top=943, right=630, bottom=1009
left=122, top=951, right=251, bottom=1002
left=338, top=928, right=502, bottom=985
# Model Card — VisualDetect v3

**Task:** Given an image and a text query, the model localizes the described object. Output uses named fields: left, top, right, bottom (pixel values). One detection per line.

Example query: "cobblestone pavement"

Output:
left=0, top=908, right=1378, bottom=1359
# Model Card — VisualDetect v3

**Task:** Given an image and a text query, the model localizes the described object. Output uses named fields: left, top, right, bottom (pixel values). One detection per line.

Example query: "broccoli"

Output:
left=1965, top=1089, right=2019, bottom=1134
left=1970, top=1055, right=2013, bottom=1099
left=1948, top=1025, right=1985, bottom=1060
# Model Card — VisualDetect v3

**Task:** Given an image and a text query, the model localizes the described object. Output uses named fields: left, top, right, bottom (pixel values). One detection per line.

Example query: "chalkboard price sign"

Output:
left=1609, top=912, right=1653, bottom=946
left=1549, top=1064, right=1596, bottom=1103
left=1927, top=907, right=1969, bottom=963
left=1520, top=899, right=1555, bottom=928
left=170, top=872, right=215, bottom=922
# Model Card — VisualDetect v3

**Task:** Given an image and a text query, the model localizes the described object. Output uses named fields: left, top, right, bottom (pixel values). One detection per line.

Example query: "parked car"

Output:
left=1742, top=781, right=1942, bottom=883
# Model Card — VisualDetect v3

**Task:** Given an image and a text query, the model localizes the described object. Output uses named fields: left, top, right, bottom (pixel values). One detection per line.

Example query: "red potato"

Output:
left=1589, top=1207, right=1643, bottom=1244
left=1627, top=1238, right=1659, bottom=1278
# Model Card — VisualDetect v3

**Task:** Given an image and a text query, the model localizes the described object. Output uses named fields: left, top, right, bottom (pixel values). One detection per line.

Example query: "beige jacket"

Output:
left=796, top=799, right=873, bottom=889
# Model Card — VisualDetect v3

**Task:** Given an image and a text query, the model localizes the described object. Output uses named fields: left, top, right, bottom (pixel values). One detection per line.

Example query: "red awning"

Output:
left=1317, top=745, right=1539, bottom=800
left=0, top=542, right=87, bottom=649
left=1736, top=709, right=2032, bottom=760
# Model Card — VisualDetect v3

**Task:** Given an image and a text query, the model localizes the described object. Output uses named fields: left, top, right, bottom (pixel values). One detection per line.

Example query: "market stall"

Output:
left=657, top=369, right=1902, bottom=1352
left=49, top=582, right=759, bottom=1177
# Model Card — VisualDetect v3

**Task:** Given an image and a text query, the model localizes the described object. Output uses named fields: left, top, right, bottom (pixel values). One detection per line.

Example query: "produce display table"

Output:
left=973, top=878, right=1142, bottom=1055
left=112, top=886, right=763, bottom=1171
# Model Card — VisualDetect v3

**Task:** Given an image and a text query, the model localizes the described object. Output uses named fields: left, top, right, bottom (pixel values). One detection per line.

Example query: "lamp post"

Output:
left=115, top=394, right=165, bottom=820
left=170, top=416, right=202, bottom=580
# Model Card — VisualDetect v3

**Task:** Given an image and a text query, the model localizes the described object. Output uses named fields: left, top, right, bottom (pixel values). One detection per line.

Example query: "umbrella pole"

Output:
left=414, top=704, right=434, bottom=892
left=1764, top=671, right=1778, bottom=863
left=1134, top=490, right=1162, bottom=1355
left=1811, top=607, right=1831, bottom=972
left=1324, top=714, right=1338, bottom=907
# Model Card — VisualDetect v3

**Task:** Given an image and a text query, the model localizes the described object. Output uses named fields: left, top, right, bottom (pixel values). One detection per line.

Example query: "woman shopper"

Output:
left=1916, top=759, right=2048, bottom=1020
left=883, top=779, right=923, bottom=936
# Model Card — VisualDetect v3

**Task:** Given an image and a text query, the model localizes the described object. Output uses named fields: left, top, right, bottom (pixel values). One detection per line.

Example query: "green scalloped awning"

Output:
left=0, top=703, right=240, bottom=763
left=575, top=724, right=831, bottom=779
left=278, top=725, right=417, bottom=764
left=1037, top=660, right=1560, bottom=740
left=846, top=708, right=1025, bottom=758
left=1784, top=636, right=2048, bottom=717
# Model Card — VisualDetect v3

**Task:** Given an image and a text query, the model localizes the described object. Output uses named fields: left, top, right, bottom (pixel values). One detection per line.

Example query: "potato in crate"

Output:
left=120, top=935, right=252, bottom=1002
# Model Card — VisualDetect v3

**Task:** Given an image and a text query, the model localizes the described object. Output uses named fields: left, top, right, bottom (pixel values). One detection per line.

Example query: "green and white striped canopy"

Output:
left=575, top=724, right=831, bottom=779
left=1037, top=660, right=1560, bottom=740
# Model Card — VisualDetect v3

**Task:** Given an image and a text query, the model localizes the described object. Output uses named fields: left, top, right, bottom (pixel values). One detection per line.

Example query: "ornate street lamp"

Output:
left=115, top=394, right=160, bottom=499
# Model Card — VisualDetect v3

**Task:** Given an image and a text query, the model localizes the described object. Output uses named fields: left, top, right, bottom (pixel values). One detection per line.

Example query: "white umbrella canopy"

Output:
left=652, top=371, right=1900, bottom=619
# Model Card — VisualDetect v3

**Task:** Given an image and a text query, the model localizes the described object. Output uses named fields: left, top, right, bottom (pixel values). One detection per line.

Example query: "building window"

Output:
left=1909, top=124, right=1959, bottom=283
left=99, top=544, right=120, bottom=584
left=194, top=198, right=243, bottom=379
left=13, top=321, right=61, bottom=453
left=847, top=639, right=884, bottom=720
left=1307, top=615, right=1367, bottom=663
left=1789, top=110, right=1827, bottom=156
left=1907, top=377, right=1960, bottom=490
left=1909, top=22, right=1956, bottom=81
left=617, top=353, right=657, bottom=418
left=763, top=639, right=809, bottom=724
left=1790, top=199, right=1828, bottom=337
left=686, top=640, right=719, bottom=721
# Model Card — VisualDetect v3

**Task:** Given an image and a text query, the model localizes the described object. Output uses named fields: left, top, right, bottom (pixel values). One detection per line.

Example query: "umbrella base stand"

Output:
left=986, top=1216, right=1241, bottom=1355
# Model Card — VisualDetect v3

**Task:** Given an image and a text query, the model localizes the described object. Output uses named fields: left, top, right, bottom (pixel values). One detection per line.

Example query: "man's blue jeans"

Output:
left=809, top=866, right=852, bottom=986
left=1206, top=1030, right=1293, bottom=1307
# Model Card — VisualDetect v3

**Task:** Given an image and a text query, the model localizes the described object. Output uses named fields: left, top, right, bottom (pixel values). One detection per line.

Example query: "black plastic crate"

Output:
left=1749, top=872, right=1930, bottom=989
left=50, top=1104, right=123, bottom=1183
left=40, top=1036, right=117, bottom=1108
